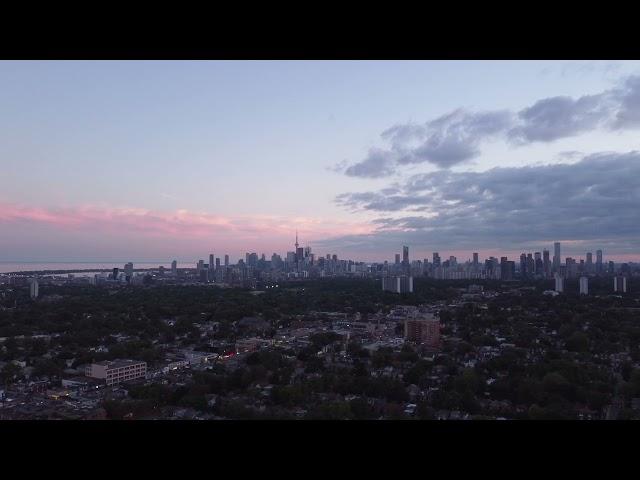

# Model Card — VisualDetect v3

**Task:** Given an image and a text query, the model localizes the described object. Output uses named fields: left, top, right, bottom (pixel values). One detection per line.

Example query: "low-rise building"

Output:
left=84, top=359, right=147, bottom=386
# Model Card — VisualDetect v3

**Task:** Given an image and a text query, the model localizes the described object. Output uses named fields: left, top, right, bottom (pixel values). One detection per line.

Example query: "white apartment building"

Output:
left=579, top=276, right=589, bottom=295
left=85, top=359, right=147, bottom=386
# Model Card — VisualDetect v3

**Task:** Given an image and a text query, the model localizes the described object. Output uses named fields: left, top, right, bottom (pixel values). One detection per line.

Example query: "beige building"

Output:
left=85, top=359, right=147, bottom=386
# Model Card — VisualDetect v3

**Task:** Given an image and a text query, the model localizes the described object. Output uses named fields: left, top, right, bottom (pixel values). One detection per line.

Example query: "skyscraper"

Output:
left=579, top=276, right=589, bottom=295
left=473, top=252, right=479, bottom=266
left=433, top=252, right=440, bottom=267
left=596, top=249, right=603, bottom=273
left=553, top=242, right=561, bottom=272
left=543, top=249, right=550, bottom=277
left=555, top=273, right=564, bottom=293
left=500, top=257, right=508, bottom=280
left=224, top=255, right=229, bottom=266
left=382, top=276, right=413, bottom=294
left=586, top=252, right=593, bottom=273
left=404, top=316, right=440, bottom=347
left=395, top=254, right=400, bottom=265
left=614, top=276, right=628, bottom=293
left=209, top=254, right=214, bottom=270
left=402, top=246, right=409, bottom=264
left=29, top=278, right=39, bottom=299
left=171, top=260, right=177, bottom=276
left=124, top=262, right=134, bottom=282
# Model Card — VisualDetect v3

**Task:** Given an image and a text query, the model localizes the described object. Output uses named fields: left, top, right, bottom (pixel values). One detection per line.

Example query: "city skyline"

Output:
left=3, top=61, right=640, bottom=262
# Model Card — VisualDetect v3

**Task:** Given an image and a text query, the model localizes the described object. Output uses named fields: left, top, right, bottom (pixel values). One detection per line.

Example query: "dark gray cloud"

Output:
left=508, top=93, right=612, bottom=143
left=343, top=148, right=396, bottom=178
left=336, top=75, right=640, bottom=177
left=322, top=152, right=640, bottom=256
left=613, top=75, right=640, bottom=128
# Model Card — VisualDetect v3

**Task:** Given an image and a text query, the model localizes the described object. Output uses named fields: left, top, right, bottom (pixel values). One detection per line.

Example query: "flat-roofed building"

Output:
left=579, top=276, right=589, bottom=295
left=382, top=276, right=413, bottom=294
left=614, top=276, right=628, bottom=293
left=84, top=359, right=147, bottom=386
left=404, top=315, right=441, bottom=347
left=555, top=273, right=564, bottom=293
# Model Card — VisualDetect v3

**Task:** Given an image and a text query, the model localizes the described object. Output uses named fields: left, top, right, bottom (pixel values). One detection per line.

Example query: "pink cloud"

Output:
left=0, top=202, right=375, bottom=254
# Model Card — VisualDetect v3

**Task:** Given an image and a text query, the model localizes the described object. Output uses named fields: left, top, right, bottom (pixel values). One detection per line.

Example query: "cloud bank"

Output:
left=337, top=75, right=640, bottom=177
left=323, top=152, right=640, bottom=258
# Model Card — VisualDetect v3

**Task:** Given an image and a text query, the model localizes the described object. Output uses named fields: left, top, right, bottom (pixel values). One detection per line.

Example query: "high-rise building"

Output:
left=579, top=276, right=589, bottom=295
left=596, top=250, right=603, bottom=273
left=586, top=252, right=593, bottom=273
left=614, top=276, right=628, bottom=293
left=246, top=253, right=258, bottom=267
left=404, top=315, right=441, bottom=347
left=112, top=268, right=119, bottom=280
left=209, top=254, right=214, bottom=270
left=543, top=249, right=550, bottom=277
left=124, top=262, right=134, bottom=280
left=473, top=252, right=479, bottom=266
left=224, top=255, right=229, bottom=266
left=215, top=258, right=221, bottom=269
left=197, top=260, right=204, bottom=271
left=500, top=257, right=509, bottom=280
left=432, top=252, right=440, bottom=267
left=382, top=276, right=413, bottom=294
left=402, top=246, right=409, bottom=264
left=200, top=269, right=209, bottom=283
left=395, top=254, right=400, bottom=265
left=553, top=242, right=561, bottom=272
left=29, top=278, right=39, bottom=299
left=171, top=260, right=177, bottom=275
left=527, top=253, right=534, bottom=276
left=555, top=273, right=564, bottom=293
left=565, top=257, right=578, bottom=278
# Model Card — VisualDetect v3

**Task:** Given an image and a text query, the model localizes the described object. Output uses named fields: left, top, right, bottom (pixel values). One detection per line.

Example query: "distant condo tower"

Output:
left=579, top=276, right=588, bottom=295
left=554, top=273, right=564, bottom=293
left=553, top=242, right=561, bottom=272
left=29, top=278, right=39, bottom=299
left=382, top=276, right=413, bottom=294
left=614, top=276, right=627, bottom=293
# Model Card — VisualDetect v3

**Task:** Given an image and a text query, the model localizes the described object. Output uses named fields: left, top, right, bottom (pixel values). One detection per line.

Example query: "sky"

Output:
left=1, top=60, right=640, bottom=263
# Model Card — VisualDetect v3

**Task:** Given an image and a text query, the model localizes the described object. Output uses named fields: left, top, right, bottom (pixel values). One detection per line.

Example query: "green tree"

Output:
left=566, top=331, right=589, bottom=352
left=0, top=363, right=23, bottom=384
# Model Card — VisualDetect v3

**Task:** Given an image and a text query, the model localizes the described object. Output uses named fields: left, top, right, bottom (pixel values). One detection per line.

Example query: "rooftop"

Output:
left=92, top=359, right=146, bottom=368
